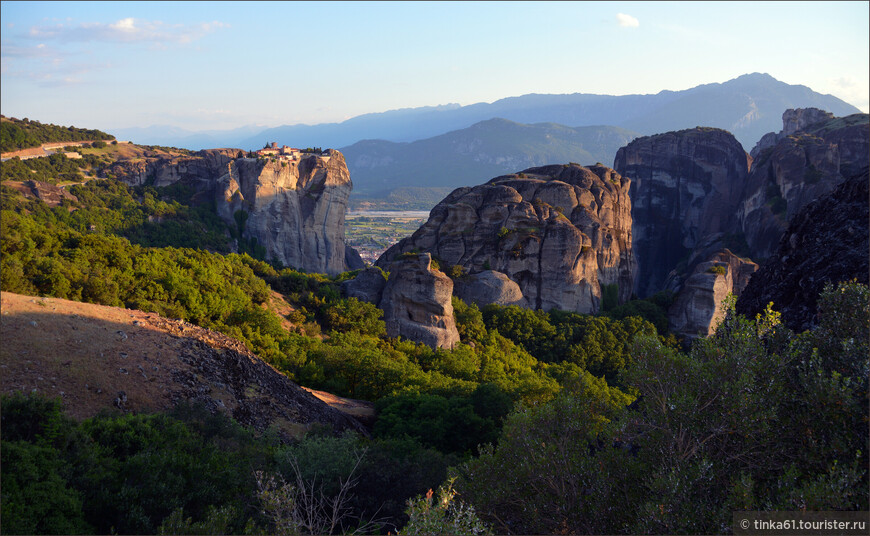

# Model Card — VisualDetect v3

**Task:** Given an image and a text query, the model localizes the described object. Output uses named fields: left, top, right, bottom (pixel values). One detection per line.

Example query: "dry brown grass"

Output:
left=0, top=292, right=372, bottom=436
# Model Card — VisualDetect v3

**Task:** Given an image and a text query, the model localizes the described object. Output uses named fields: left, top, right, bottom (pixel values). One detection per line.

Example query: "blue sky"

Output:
left=1, top=1, right=868, bottom=131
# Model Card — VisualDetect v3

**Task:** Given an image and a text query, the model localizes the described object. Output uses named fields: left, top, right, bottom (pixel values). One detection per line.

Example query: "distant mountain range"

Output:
left=341, top=119, right=639, bottom=195
left=113, top=73, right=859, bottom=151
left=110, top=124, right=267, bottom=150
left=110, top=73, right=860, bottom=200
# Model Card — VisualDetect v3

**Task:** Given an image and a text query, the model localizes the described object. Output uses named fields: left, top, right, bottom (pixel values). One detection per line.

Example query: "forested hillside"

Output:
left=1, top=149, right=866, bottom=534
left=0, top=115, right=114, bottom=153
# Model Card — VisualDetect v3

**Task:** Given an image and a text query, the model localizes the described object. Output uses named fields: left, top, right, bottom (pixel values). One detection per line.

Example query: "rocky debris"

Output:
left=668, top=250, right=758, bottom=341
left=171, top=337, right=369, bottom=437
left=453, top=270, right=529, bottom=308
left=302, top=387, right=377, bottom=430
left=341, top=266, right=388, bottom=304
left=378, top=253, right=460, bottom=349
left=376, top=163, right=634, bottom=314
left=21, top=180, right=78, bottom=207
left=736, top=167, right=869, bottom=332
left=110, top=148, right=357, bottom=275
left=738, top=112, right=869, bottom=259
left=614, top=127, right=750, bottom=298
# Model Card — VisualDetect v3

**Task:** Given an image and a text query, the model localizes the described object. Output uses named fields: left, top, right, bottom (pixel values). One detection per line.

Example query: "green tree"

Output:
left=456, top=283, right=868, bottom=534
left=1, top=441, right=93, bottom=534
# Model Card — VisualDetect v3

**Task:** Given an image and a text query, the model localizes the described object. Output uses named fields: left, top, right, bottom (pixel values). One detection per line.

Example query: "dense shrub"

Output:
left=373, top=385, right=512, bottom=456
left=1, top=396, right=272, bottom=535
left=456, top=282, right=869, bottom=534
left=482, top=304, right=657, bottom=382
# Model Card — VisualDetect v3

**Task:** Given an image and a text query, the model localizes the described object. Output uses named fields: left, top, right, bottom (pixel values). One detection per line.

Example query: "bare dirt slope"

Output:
left=0, top=292, right=370, bottom=438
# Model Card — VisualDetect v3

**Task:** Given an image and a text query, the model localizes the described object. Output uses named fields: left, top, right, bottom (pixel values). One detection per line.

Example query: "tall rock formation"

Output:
left=614, top=111, right=868, bottom=340
left=341, top=257, right=460, bottom=349
left=749, top=108, right=834, bottom=160
left=109, top=149, right=361, bottom=275
left=613, top=127, right=750, bottom=298
left=739, top=111, right=869, bottom=259
left=736, top=167, right=869, bottom=331
left=378, top=253, right=460, bottom=349
left=376, top=163, right=634, bottom=314
left=216, top=150, right=355, bottom=275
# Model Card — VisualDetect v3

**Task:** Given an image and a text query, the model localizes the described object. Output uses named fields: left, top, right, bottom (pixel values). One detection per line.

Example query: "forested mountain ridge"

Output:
left=341, top=119, right=639, bottom=196
left=1, top=115, right=114, bottom=153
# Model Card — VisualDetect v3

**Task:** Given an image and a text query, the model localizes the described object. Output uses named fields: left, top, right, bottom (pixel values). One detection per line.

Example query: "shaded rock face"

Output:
left=613, top=128, right=750, bottom=298
left=454, top=270, right=529, bottom=308
left=378, top=253, right=460, bottom=349
left=340, top=266, right=387, bottom=304
left=668, top=250, right=758, bottom=340
left=736, top=168, right=869, bottom=332
left=377, top=164, right=634, bottom=314
left=739, top=112, right=870, bottom=259
left=111, top=149, right=356, bottom=275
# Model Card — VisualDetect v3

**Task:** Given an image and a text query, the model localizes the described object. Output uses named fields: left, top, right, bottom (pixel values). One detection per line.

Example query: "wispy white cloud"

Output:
left=3, top=17, right=228, bottom=86
left=616, top=13, right=639, bottom=28
left=833, top=76, right=856, bottom=89
left=828, top=76, right=869, bottom=112
left=26, top=18, right=229, bottom=45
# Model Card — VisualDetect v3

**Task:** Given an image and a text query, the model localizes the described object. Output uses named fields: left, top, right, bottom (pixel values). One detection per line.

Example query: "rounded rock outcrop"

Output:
left=376, top=163, right=634, bottom=314
left=453, top=270, right=528, bottom=308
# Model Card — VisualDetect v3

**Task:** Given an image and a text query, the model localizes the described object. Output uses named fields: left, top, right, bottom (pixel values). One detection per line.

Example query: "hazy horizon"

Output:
left=2, top=1, right=868, bottom=132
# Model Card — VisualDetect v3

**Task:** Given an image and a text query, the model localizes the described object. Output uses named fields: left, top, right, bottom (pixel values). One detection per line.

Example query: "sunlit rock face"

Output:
left=378, top=253, right=460, bottom=350
left=667, top=249, right=758, bottom=341
left=216, top=150, right=354, bottom=275
left=376, top=163, right=634, bottom=314
left=111, top=148, right=358, bottom=275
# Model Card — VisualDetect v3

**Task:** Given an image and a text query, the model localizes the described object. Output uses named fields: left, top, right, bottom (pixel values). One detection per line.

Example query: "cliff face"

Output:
left=110, top=149, right=359, bottom=275
left=748, top=108, right=834, bottom=160
left=613, top=111, right=868, bottom=339
left=739, top=111, right=870, bottom=259
left=735, top=167, right=869, bottom=331
left=613, top=128, right=750, bottom=298
left=667, top=250, right=758, bottom=340
left=376, top=163, right=634, bottom=314
left=216, top=150, right=355, bottom=275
